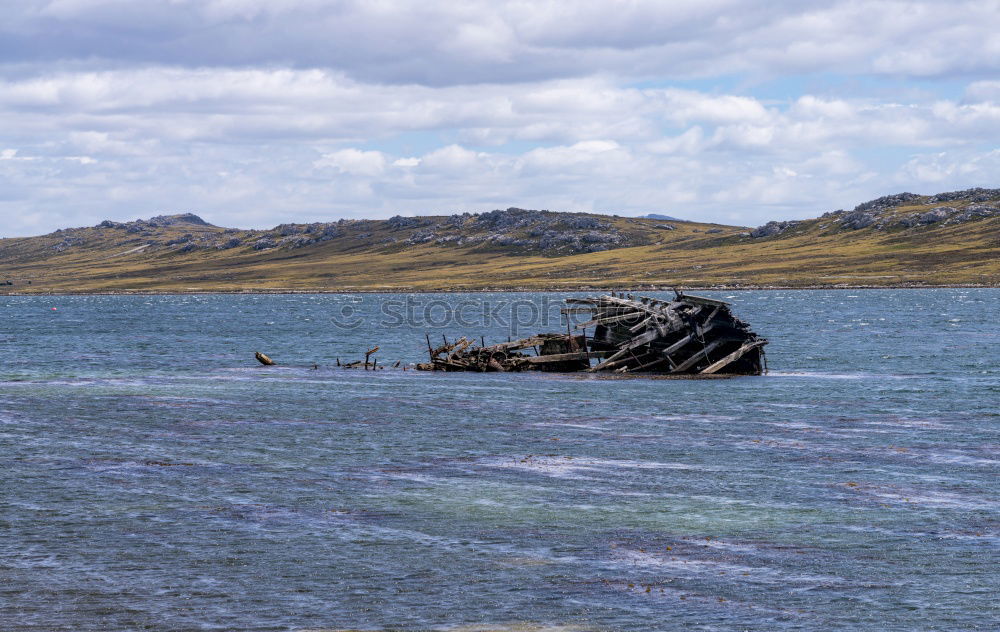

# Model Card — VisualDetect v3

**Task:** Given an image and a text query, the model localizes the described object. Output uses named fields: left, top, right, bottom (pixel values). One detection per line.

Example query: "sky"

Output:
left=1, top=0, right=999, bottom=236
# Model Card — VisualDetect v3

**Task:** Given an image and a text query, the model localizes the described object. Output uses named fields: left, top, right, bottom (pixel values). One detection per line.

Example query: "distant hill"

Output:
left=641, top=213, right=684, bottom=221
left=1, top=189, right=998, bottom=292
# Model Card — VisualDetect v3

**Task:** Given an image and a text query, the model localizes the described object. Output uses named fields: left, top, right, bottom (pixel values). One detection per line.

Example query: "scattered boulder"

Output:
left=166, top=234, right=193, bottom=246
left=146, top=213, right=211, bottom=227
left=838, top=211, right=878, bottom=230
left=750, top=221, right=799, bottom=238
left=954, top=204, right=1000, bottom=222
left=387, top=215, right=424, bottom=230
left=407, top=230, right=436, bottom=244
left=280, top=235, right=316, bottom=248
left=896, top=205, right=999, bottom=228
left=473, top=208, right=538, bottom=230
left=918, top=207, right=952, bottom=224
left=309, top=225, right=340, bottom=241
left=564, top=216, right=609, bottom=230
left=581, top=231, right=618, bottom=244
left=927, top=188, right=1000, bottom=204
left=52, top=237, right=83, bottom=252
left=852, top=193, right=921, bottom=213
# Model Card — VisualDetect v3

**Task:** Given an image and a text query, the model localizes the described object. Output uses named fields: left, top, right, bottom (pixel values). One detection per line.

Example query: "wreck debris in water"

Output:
left=416, top=291, right=767, bottom=375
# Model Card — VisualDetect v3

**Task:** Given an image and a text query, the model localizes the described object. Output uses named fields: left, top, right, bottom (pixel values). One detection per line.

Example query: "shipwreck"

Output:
left=417, top=291, right=768, bottom=376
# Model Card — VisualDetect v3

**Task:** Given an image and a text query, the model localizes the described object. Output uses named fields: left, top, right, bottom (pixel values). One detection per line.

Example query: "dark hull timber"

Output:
left=417, top=291, right=768, bottom=375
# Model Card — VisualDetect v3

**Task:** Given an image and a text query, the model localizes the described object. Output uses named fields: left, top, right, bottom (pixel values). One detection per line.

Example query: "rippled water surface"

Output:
left=2, top=290, right=997, bottom=631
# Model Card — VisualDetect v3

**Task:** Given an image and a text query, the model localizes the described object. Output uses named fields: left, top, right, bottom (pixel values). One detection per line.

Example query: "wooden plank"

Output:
left=699, top=305, right=721, bottom=331
left=657, top=318, right=719, bottom=356
left=589, top=350, right=659, bottom=372
left=669, top=339, right=727, bottom=373
left=587, top=347, right=630, bottom=371
left=700, top=340, right=766, bottom=374
left=619, top=318, right=687, bottom=351
left=595, top=296, right=663, bottom=316
left=629, top=316, right=657, bottom=333
left=446, top=337, right=472, bottom=360
left=677, top=293, right=730, bottom=307
left=481, top=337, right=547, bottom=352
left=574, top=311, right=644, bottom=329
left=524, top=350, right=614, bottom=364
left=633, top=353, right=674, bottom=372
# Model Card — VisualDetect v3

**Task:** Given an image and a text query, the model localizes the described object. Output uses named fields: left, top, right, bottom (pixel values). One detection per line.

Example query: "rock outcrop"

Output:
left=80, top=207, right=640, bottom=255
left=752, top=188, right=1000, bottom=239
left=750, top=220, right=800, bottom=238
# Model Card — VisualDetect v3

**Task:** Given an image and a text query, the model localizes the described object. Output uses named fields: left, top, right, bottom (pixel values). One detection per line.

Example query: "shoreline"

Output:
left=1, top=283, right=996, bottom=296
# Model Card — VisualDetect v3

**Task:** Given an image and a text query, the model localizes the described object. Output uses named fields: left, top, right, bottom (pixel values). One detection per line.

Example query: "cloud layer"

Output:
left=1, top=1, right=999, bottom=235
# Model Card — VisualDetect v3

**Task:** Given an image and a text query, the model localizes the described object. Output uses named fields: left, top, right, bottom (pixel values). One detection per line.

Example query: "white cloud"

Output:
left=897, top=149, right=1000, bottom=184
left=520, top=140, right=628, bottom=173
left=1, top=64, right=997, bottom=236
left=0, top=2, right=998, bottom=236
left=4, top=0, right=999, bottom=84
left=418, top=145, right=482, bottom=174
left=314, top=149, right=386, bottom=176
left=660, top=90, right=771, bottom=125
left=965, top=81, right=1000, bottom=102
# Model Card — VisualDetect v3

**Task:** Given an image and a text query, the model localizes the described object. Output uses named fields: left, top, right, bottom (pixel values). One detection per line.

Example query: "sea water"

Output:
left=1, top=290, right=997, bottom=631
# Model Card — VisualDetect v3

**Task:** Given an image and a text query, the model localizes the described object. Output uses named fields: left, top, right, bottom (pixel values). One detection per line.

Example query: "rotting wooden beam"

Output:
left=480, top=336, right=548, bottom=351
left=676, top=293, right=730, bottom=307
left=628, top=316, right=657, bottom=333
left=446, top=337, right=472, bottom=361
left=524, top=350, right=614, bottom=364
left=633, top=352, right=675, bottom=372
left=590, top=350, right=659, bottom=372
left=574, top=311, right=644, bottom=329
left=587, top=347, right=630, bottom=371
left=669, top=339, right=727, bottom=374
left=255, top=351, right=275, bottom=366
left=700, top=340, right=766, bottom=374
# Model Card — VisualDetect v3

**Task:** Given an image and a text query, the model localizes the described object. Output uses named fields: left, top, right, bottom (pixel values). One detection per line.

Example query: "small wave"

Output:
left=302, top=625, right=591, bottom=632
left=767, top=371, right=912, bottom=380
left=844, top=484, right=997, bottom=510
left=651, top=414, right=737, bottom=423
left=863, top=419, right=949, bottom=430
left=610, top=548, right=844, bottom=585
left=923, top=452, right=1000, bottom=467
left=479, top=456, right=708, bottom=479
left=531, top=421, right=607, bottom=431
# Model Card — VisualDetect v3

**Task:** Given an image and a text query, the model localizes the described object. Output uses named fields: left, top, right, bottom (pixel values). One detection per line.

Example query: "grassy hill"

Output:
left=1, top=189, right=998, bottom=292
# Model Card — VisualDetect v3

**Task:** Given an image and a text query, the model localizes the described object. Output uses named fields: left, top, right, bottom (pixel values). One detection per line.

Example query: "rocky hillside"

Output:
left=20, top=207, right=682, bottom=260
left=748, top=188, right=1000, bottom=238
left=1, top=189, right=997, bottom=291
